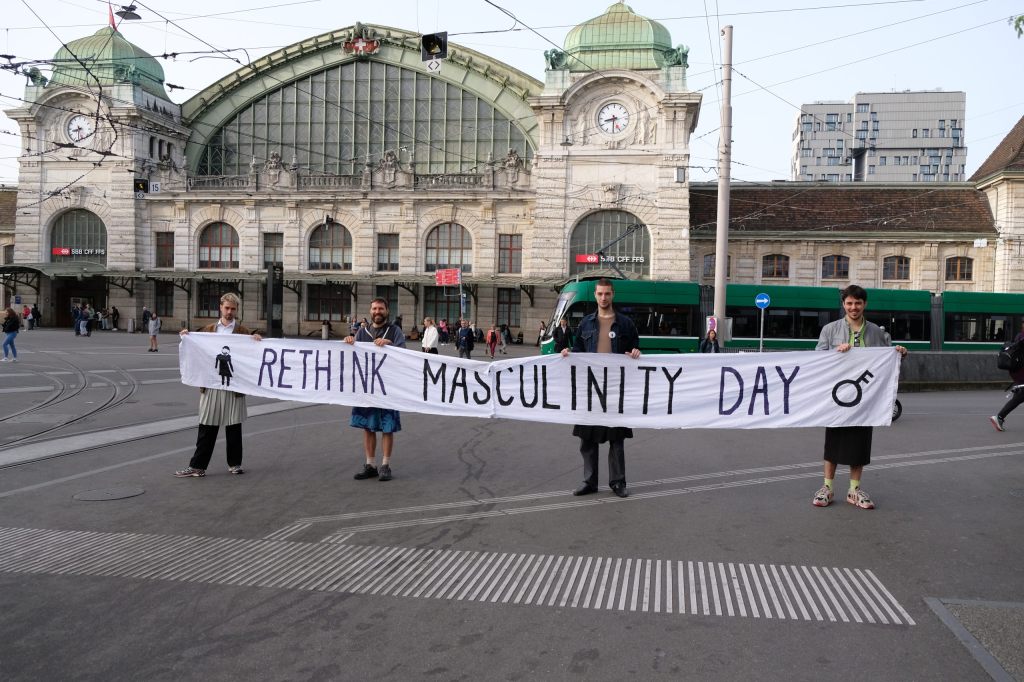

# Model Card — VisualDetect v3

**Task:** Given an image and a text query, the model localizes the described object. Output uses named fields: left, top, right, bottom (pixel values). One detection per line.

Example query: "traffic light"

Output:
left=420, top=32, right=448, bottom=61
left=133, top=178, right=149, bottom=193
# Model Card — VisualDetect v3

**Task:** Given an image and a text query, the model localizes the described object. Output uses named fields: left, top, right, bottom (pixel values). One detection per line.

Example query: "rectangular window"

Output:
left=2, top=244, right=13, bottom=264
left=883, top=256, right=910, bottom=280
left=306, top=283, right=351, bottom=322
left=263, top=232, right=283, bottom=268
left=375, top=285, right=398, bottom=316
left=856, top=130, right=867, bottom=139
left=155, top=232, right=174, bottom=268
left=922, top=129, right=930, bottom=138
left=868, top=165, right=875, bottom=174
left=846, top=113, right=852, bottom=122
left=912, top=129, right=918, bottom=138
left=197, top=282, right=239, bottom=318
left=826, top=174, right=840, bottom=182
left=155, top=280, right=174, bottom=318
left=870, top=112, right=878, bottom=121
left=827, top=157, right=841, bottom=166
left=879, top=156, right=887, bottom=166
left=424, top=285, right=467, bottom=323
left=800, top=148, right=812, bottom=157
left=497, top=234, right=522, bottom=274
left=856, top=103, right=869, bottom=113
left=496, top=288, right=521, bottom=327
left=945, top=257, right=973, bottom=282
left=376, top=233, right=399, bottom=271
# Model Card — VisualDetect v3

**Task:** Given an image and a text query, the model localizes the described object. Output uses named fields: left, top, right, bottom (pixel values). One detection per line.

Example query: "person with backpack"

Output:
left=990, top=323, right=1024, bottom=432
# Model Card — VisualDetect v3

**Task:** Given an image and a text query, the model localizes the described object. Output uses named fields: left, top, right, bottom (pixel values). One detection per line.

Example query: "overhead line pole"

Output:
left=713, top=25, right=733, bottom=342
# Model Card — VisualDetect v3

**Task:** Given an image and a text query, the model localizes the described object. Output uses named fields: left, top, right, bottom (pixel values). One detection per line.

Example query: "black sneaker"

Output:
left=378, top=464, right=392, bottom=481
left=354, top=463, right=378, bottom=480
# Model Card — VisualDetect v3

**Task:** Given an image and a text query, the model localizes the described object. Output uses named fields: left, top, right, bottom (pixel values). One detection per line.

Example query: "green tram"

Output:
left=541, top=279, right=1024, bottom=354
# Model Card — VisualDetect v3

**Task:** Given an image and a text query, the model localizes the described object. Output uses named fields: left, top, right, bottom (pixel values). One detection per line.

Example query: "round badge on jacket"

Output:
left=609, top=331, right=616, bottom=339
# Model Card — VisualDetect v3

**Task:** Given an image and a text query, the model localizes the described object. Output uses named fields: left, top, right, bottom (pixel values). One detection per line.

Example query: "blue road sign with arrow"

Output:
left=755, top=293, right=771, bottom=309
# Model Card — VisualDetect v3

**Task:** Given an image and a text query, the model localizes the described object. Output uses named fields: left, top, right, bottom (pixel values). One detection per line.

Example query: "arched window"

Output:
left=308, top=222, right=352, bottom=270
left=821, top=255, right=849, bottom=279
left=945, top=256, right=972, bottom=281
left=425, top=223, right=472, bottom=273
left=198, top=222, right=239, bottom=269
left=762, top=254, right=789, bottom=279
left=569, top=211, right=649, bottom=277
left=882, top=255, right=910, bottom=280
left=197, top=62, right=533, bottom=176
left=50, top=210, right=107, bottom=264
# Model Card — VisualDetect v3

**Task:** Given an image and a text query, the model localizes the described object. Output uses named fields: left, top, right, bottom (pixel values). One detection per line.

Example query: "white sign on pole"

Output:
left=426, top=59, right=441, bottom=73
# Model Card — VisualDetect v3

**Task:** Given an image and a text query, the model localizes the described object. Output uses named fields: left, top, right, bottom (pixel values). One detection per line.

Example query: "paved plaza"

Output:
left=0, top=330, right=1022, bottom=680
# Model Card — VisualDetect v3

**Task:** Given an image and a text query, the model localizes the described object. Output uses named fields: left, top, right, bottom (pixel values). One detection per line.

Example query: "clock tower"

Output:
left=4, top=25, right=189, bottom=323
left=529, top=1, right=701, bottom=280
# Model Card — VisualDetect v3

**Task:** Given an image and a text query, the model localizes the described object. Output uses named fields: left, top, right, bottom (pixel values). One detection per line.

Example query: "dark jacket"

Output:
left=2, top=316, right=19, bottom=333
left=456, top=325, right=475, bottom=351
left=553, top=324, right=572, bottom=352
left=699, top=337, right=720, bottom=353
left=571, top=310, right=639, bottom=354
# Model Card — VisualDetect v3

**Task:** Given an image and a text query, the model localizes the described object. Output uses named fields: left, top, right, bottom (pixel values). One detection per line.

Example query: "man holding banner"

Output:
left=812, top=285, right=907, bottom=510
left=345, top=297, right=406, bottom=482
left=561, top=279, right=641, bottom=498
left=175, top=292, right=261, bottom=478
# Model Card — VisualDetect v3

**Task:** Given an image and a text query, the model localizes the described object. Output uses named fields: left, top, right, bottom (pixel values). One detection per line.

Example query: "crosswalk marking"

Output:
left=0, top=526, right=916, bottom=625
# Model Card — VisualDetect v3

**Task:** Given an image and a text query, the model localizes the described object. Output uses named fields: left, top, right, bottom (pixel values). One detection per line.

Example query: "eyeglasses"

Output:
left=853, top=331, right=862, bottom=345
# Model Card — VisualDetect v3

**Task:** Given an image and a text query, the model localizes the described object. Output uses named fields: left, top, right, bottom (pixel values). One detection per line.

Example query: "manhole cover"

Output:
left=73, top=486, right=146, bottom=501
left=153, top=402, right=186, bottom=407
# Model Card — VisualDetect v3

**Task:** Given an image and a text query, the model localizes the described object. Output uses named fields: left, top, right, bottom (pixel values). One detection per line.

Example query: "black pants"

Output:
left=998, top=389, right=1024, bottom=420
left=189, top=423, right=243, bottom=470
left=580, top=438, right=626, bottom=487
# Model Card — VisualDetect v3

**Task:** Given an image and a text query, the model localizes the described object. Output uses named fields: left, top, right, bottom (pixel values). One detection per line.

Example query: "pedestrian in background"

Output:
left=148, top=312, right=161, bottom=352
left=31, top=304, right=41, bottom=329
left=700, top=329, right=720, bottom=353
left=22, top=305, right=32, bottom=330
left=553, top=317, right=572, bottom=353
left=536, top=320, right=546, bottom=346
left=110, top=306, right=119, bottom=331
left=2, top=307, right=19, bottom=362
left=141, top=306, right=151, bottom=334
left=421, top=316, right=439, bottom=354
left=72, top=305, right=81, bottom=336
left=990, top=321, right=1024, bottom=432
left=456, top=319, right=474, bottom=359
left=485, top=324, right=498, bottom=359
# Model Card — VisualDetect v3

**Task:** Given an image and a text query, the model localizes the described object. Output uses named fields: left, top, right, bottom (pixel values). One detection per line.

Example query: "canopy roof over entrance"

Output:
left=0, top=261, right=108, bottom=278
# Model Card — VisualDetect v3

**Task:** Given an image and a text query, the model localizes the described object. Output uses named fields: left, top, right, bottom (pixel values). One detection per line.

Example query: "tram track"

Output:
left=1, top=357, right=144, bottom=449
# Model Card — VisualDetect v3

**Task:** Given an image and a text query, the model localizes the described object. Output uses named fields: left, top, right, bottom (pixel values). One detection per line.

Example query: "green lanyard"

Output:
left=848, top=327, right=864, bottom=347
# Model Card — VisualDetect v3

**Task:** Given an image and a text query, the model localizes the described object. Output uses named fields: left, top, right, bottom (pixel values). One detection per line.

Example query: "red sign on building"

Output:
left=575, top=253, right=599, bottom=264
left=343, top=38, right=381, bottom=56
left=434, top=268, right=461, bottom=286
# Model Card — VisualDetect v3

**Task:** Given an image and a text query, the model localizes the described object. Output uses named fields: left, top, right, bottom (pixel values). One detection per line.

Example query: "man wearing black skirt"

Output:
left=812, top=284, right=907, bottom=509
left=560, top=278, right=641, bottom=498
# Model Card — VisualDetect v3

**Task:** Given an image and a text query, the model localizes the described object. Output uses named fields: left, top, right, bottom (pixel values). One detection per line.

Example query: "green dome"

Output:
left=563, top=2, right=674, bottom=72
left=50, top=27, right=169, bottom=99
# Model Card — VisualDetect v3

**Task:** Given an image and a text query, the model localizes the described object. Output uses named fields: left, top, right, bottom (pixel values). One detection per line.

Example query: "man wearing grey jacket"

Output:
left=812, top=284, right=907, bottom=510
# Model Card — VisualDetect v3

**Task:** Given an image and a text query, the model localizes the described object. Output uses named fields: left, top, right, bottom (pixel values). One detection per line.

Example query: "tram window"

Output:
left=945, top=313, right=1007, bottom=342
left=658, top=307, right=691, bottom=336
left=727, top=308, right=758, bottom=337
left=766, top=309, right=795, bottom=338
left=796, top=310, right=833, bottom=339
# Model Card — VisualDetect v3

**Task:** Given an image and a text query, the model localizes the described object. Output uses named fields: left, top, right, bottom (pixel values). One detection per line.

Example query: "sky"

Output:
left=0, top=0, right=1021, bottom=185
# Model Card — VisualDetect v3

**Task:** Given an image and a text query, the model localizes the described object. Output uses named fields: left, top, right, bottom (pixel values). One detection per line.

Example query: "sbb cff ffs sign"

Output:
left=575, top=253, right=645, bottom=264
left=434, top=268, right=461, bottom=286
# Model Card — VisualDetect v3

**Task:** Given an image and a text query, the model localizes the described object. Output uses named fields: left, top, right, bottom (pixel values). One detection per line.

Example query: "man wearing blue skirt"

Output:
left=345, top=297, right=406, bottom=482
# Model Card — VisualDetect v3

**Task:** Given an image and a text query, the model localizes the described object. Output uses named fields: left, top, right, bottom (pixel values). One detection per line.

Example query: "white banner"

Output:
left=179, top=333, right=900, bottom=429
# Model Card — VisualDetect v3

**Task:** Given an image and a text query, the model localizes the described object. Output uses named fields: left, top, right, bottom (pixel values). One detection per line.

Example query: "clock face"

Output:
left=598, top=102, right=630, bottom=135
left=66, top=115, right=96, bottom=144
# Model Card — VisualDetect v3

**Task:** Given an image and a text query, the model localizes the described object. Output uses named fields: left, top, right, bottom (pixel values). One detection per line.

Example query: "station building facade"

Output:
left=1, top=2, right=1020, bottom=333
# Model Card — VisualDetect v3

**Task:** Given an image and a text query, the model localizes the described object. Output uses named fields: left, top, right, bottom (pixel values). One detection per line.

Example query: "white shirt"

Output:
left=421, top=325, right=439, bottom=349
left=215, top=320, right=236, bottom=335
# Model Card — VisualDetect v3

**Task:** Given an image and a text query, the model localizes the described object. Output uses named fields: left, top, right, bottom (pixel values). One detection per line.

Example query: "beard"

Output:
left=372, top=312, right=387, bottom=325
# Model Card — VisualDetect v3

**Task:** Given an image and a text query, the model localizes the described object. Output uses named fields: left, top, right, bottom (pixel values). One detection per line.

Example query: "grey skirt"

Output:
left=198, top=388, right=247, bottom=426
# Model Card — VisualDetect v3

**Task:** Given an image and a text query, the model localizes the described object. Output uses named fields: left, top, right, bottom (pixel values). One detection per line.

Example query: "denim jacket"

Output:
left=571, top=310, right=639, bottom=354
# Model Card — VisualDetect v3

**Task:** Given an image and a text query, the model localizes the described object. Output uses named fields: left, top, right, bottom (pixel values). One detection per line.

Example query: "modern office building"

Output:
left=792, top=90, right=967, bottom=183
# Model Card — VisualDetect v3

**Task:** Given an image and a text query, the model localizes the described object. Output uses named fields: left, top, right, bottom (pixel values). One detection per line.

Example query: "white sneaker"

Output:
left=990, top=415, right=1005, bottom=432
left=0, top=357, right=7, bottom=362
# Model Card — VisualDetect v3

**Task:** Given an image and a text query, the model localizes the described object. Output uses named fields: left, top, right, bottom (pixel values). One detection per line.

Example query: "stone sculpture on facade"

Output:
left=378, top=149, right=401, bottom=184
left=663, top=45, right=689, bottom=68
left=503, top=148, right=524, bottom=183
left=544, top=49, right=568, bottom=70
